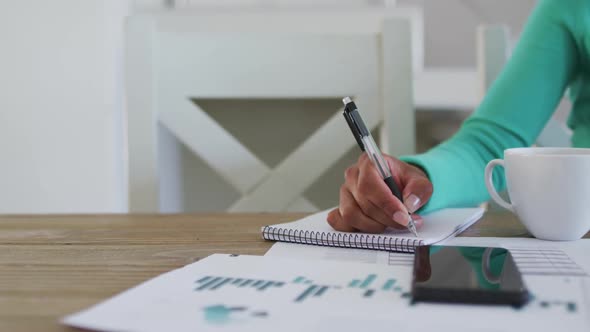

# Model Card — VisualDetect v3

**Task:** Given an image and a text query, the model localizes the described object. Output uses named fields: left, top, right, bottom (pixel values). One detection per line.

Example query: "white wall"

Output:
left=171, top=0, right=536, bottom=67
left=398, top=0, right=536, bottom=67
left=0, top=0, right=537, bottom=213
left=0, top=1, right=129, bottom=213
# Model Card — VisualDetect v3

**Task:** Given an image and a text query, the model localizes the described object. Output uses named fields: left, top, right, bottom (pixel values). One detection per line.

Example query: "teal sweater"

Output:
left=401, top=0, right=590, bottom=212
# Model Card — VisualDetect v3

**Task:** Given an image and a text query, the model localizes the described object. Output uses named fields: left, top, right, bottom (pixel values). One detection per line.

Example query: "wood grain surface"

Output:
left=0, top=211, right=585, bottom=331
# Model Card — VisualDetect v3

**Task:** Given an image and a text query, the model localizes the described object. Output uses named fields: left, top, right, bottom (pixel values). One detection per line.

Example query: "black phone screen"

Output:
left=411, top=245, right=530, bottom=306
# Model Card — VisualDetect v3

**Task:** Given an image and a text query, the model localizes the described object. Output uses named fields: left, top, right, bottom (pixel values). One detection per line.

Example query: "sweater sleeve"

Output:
left=400, top=0, right=580, bottom=213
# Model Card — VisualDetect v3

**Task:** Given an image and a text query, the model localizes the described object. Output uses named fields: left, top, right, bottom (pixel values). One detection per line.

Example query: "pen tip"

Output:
left=342, top=97, right=352, bottom=105
left=408, top=218, right=419, bottom=237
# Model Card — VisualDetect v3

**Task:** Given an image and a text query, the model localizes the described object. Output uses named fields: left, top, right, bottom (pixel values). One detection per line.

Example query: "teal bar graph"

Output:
left=196, top=276, right=288, bottom=293
left=292, top=276, right=315, bottom=284
left=537, top=300, right=578, bottom=313
left=359, top=274, right=377, bottom=288
left=295, top=285, right=317, bottom=303
left=293, top=276, right=305, bottom=284
left=314, top=286, right=329, bottom=297
left=348, top=279, right=360, bottom=288
left=239, top=279, right=253, bottom=287
left=210, top=278, right=233, bottom=290
left=567, top=302, right=577, bottom=313
left=258, top=281, right=275, bottom=291
left=196, top=276, right=222, bottom=291
left=194, top=274, right=410, bottom=303
left=382, top=279, right=396, bottom=291
left=197, top=276, right=211, bottom=283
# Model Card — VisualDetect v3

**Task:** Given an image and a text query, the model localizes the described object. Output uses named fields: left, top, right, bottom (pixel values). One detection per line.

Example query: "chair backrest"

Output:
left=476, top=24, right=572, bottom=148
left=126, top=9, right=419, bottom=212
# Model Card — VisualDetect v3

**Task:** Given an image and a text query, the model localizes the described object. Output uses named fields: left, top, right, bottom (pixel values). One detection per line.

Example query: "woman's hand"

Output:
left=327, top=153, right=433, bottom=233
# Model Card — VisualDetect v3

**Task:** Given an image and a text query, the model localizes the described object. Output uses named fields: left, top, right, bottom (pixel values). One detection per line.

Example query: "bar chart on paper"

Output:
left=202, top=304, right=270, bottom=325
left=195, top=276, right=286, bottom=291
left=64, top=254, right=590, bottom=332
left=194, top=273, right=412, bottom=304
left=188, top=255, right=590, bottom=332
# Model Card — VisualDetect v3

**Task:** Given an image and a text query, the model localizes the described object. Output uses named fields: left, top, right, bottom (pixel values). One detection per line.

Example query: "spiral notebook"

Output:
left=262, top=207, right=485, bottom=253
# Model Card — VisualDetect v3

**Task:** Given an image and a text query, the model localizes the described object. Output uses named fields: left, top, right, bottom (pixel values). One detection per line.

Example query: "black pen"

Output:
left=342, top=97, right=419, bottom=237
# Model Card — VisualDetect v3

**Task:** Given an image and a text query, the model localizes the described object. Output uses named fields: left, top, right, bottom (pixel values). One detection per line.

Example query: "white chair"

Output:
left=477, top=25, right=572, bottom=147
left=126, top=9, right=418, bottom=213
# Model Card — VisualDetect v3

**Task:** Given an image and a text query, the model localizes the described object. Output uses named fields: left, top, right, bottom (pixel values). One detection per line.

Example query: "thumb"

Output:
left=402, top=171, right=433, bottom=213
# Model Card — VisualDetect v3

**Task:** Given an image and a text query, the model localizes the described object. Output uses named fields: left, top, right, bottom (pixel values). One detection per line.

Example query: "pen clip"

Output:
left=342, top=98, right=369, bottom=152
left=343, top=110, right=365, bottom=152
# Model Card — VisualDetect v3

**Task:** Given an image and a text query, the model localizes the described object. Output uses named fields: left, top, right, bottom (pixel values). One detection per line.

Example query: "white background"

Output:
left=0, top=1, right=130, bottom=213
left=0, top=0, right=535, bottom=213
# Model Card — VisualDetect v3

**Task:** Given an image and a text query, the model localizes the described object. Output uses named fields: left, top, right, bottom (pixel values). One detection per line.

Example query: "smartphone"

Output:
left=411, top=245, right=530, bottom=307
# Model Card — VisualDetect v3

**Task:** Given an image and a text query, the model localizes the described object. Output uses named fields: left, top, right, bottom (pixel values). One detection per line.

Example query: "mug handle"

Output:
left=484, top=159, right=514, bottom=212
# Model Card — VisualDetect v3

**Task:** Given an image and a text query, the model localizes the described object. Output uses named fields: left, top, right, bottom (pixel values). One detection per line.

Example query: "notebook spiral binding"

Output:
left=262, top=226, right=424, bottom=253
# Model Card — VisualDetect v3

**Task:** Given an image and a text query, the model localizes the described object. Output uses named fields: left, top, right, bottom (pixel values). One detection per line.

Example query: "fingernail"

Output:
left=412, top=215, right=424, bottom=228
left=393, top=211, right=410, bottom=226
left=405, top=194, right=421, bottom=213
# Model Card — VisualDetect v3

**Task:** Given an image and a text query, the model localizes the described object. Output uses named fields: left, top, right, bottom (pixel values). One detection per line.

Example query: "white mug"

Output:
left=485, top=147, right=590, bottom=241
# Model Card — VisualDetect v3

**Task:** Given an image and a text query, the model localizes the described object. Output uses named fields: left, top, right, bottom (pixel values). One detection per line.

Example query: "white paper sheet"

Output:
left=63, top=253, right=590, bottom=332
left=445, top=237, right=590, bottom=276
left=265, top=237, right=590, bottom=276
left=265, top=242, right=414, bottom=266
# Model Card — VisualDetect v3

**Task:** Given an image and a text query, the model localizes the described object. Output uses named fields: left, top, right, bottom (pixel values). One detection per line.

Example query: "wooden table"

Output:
left=0, top=211, right=583, bottom=331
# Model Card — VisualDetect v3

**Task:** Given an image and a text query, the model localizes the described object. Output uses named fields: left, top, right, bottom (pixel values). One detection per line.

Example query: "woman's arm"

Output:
left=401, top=0, right=581, bottom=212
